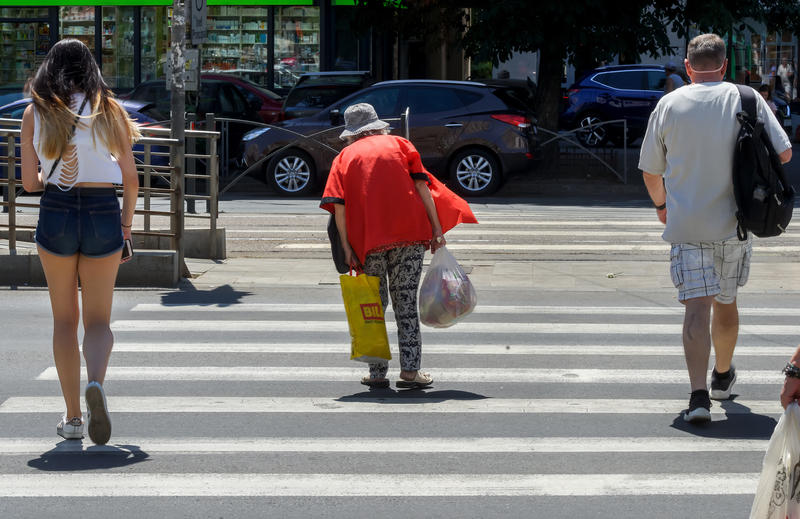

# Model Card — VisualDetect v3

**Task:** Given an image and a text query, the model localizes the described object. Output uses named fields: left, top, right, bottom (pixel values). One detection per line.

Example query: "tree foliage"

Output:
left=352, top=1, right=800, bottom=131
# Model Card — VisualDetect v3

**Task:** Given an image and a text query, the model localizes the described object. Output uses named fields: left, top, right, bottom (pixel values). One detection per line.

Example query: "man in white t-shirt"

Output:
left=639, top=33, right=792, bottom=424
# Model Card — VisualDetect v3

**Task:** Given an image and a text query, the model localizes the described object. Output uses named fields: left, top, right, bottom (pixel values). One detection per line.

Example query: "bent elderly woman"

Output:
left=321, top=103, right=476, bottom=389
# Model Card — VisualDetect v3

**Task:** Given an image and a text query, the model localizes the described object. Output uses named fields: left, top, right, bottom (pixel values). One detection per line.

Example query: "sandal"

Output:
left=361, top=376, right=390, bottom=388
left=396, top=371, right=433, bottom=389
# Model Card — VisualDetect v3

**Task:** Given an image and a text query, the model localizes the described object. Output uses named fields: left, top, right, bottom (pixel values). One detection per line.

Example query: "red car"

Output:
left=202, top=73, right=284, bottom=123
left=120, top=72, right=284, bottom=124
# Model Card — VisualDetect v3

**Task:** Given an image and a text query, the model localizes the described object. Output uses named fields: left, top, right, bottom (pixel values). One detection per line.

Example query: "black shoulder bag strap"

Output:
left=734, top=85, right=760, bottom=240
left=46, top=95, right=90, bottom=182
left=736, top=84, right=757, bottom=121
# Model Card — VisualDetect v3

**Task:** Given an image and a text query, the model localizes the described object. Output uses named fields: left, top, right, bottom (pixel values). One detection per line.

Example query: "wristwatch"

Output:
left=783, top=362, right=800, bottom=379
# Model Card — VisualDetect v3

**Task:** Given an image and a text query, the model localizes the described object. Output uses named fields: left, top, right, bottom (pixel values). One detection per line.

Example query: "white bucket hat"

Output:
left=339, top=103, right=390, bottom=140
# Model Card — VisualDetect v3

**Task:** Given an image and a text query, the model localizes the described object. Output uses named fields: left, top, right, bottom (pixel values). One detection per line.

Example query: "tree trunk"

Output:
left=534, top=46, right=565, bottom=173
left=534, top=46, right=564, bottom=133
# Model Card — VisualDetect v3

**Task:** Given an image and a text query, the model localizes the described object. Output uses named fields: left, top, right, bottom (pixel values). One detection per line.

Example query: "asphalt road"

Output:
left=1, top=199, right=799, bottom=518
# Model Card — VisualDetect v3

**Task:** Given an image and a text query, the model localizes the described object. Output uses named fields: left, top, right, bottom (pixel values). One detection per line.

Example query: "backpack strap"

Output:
left=736, top=84, right=757, bottom=122
left=734, top=85, right=758, bottom=241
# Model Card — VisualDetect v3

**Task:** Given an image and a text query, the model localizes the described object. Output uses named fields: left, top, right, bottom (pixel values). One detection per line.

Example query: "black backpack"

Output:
left=732, top=85, right=794, bottom=240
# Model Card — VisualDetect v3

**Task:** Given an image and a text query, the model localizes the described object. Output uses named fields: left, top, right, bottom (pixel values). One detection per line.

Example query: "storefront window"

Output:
left=101, top=7, right=135, bottom=90
left=0, top=20, right=49, bottom=92
left=141, top=6, right=168, bottom=82
left=60, top=7, right=95, bottom=53
left=203, top=5, right=270, bottom=77
left=334, top=6, right=358, bottom=70
left=275, top=6, right=319, bottom=88
left=0, top=8, right=47, bottom=18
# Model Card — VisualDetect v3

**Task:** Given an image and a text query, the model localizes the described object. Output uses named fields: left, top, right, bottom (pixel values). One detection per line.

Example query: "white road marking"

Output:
left=0, top=473, right=760, bottom=497
left=0, top=397, right=783, bottom=415
left=0, top=436, right=769, bottom=454
left=276, top=243, right=800, bottom=253
left=34, top=366, right=785, bottom=384
left=109, top=319, right=800, bottom=335
left=129, top=303, right=800, bottom=317
left=106, top=342, right=797, bottom=356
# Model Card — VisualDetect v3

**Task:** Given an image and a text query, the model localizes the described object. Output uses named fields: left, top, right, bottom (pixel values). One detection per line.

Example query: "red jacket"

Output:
left=320, top=134, right=477, bottom=262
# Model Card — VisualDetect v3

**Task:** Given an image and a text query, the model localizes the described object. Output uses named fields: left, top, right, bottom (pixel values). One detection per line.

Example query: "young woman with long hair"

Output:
left=20, top=39, right=140, bottom=444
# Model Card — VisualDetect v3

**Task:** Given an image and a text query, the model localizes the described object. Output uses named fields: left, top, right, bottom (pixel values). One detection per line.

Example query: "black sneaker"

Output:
left=683, top=389, right=712, bottom=423
left=710, top=365, right=737, bottom=400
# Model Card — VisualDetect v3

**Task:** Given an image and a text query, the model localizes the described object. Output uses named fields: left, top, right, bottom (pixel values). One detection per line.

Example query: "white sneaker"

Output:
left=56, top=416, right=84, bottom=440
left=85, top=381, right=111, bottom=445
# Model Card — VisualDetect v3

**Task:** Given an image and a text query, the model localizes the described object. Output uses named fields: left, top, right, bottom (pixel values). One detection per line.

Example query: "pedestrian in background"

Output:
left=759, top=83, right=778, bottom=116
left=664, top=62, right=685, bottom=93
left=777, top=57, right=795, bottom=101
left=20, top=39, right=140, bottom=444
left=640, top=33, right=792, bottom=424
left=321, top=103, right=476, bottom=389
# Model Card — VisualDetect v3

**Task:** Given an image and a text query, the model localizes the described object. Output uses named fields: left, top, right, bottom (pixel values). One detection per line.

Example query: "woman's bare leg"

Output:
left=78, top=252, right=121, bottom=384
left=38, top=247, right=81, bottom=418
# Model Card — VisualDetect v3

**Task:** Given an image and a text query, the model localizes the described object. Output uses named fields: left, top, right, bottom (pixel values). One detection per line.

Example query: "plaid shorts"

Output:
left=669, top=238, right=752, bottom=303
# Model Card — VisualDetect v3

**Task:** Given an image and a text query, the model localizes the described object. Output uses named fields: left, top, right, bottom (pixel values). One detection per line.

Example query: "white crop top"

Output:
left=33, top=93, right=123, bottom=189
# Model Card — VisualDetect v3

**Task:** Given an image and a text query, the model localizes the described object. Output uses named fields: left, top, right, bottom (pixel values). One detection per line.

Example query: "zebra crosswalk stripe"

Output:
left=33, top=366, right=786, bottom=384
left=0, top=396, right=784, bottom=415
left=109, top=319, right=800, bottom=335
left=0, top=436, right=770, bottom=454
left=0, top=473, right=760, bottom=497
left=103, top=342, right=798, bottom=356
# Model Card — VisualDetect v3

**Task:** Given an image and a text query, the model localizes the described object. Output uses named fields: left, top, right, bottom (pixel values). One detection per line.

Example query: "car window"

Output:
left=131, top=82, right=166, bottom=101
left=240, top=80, right=281, bottom=101
left=285, top=86, right=360, bottom=110
left=454, top=89, right=485, bottom=107
left=197, top=83, right=219, bottom=114
left=593, top=71, right=645, bottom=90
left=220, top=84, right=247, bottom=114
left=646, top=71, right=666, bottom=91
left=405, top=87, right=465, bottom=114
left=236, top=85, right=263, bottom=108
left=339, top=87, right=401, bottom=118
left=489, top=87, right=531, bottom=112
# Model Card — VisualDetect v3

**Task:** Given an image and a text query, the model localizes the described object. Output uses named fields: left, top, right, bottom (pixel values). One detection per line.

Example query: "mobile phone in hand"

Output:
left=121, top=238, right=133, bottom=260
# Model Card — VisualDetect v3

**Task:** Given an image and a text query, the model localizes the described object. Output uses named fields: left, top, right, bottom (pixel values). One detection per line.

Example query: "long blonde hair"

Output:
left=28, top=39, right=140, bottom=160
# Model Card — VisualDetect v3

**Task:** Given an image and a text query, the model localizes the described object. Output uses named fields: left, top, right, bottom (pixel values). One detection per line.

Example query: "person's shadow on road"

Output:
left=337, top=388, right=488, bottom=404
left=160, top=284, right=253, bottom=307
left=670, top=396, right=778, bottom=439
left=27, top=441, right=149, bottom=471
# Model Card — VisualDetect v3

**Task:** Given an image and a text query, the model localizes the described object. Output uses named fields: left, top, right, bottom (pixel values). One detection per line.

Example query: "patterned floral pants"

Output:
left=362, top=244, right=425, bottom=378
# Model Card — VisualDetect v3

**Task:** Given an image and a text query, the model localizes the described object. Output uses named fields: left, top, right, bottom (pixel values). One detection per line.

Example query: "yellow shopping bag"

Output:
left=340, top=271, right=391, bottom=363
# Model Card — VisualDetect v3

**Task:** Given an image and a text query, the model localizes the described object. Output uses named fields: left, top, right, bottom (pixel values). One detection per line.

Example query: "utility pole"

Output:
left=170, top=0, right=187, bottom=277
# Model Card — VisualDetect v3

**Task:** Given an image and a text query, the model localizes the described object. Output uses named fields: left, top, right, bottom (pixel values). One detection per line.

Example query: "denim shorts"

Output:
left=35, top=185, right=123, bottom=258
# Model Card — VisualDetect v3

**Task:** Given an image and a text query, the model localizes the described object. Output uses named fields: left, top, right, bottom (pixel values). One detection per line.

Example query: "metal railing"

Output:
left=0, top=120, right=220, bottom=266
left=537, top=119, right=630, bottom=183
left=210, top=108, right=412, bottom=193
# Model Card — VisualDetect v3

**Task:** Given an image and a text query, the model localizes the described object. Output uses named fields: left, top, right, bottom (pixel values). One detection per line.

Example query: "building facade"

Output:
left=0, top=1, right=379, bottom=96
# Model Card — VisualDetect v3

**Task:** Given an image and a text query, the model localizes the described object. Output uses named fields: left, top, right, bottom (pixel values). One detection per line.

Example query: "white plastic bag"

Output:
left=750, top=402, right=800, bottom=519
left=418, top=246, right=477, bottom=328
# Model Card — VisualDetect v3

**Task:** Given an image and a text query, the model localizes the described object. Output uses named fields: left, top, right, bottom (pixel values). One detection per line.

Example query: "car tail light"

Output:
left=491, top=114, right=530, bottom=129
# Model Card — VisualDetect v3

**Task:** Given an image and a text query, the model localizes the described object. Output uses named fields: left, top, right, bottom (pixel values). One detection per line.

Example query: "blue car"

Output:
left=0, top=97, right=168, bottom=181
left=559, top=64, right=668, bottom=147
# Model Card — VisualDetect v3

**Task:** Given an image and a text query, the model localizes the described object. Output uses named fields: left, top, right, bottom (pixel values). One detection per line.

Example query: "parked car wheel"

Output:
left=266, top=148, right=316, bottom=196
left=576, top=113, right=609, bottom=147
left=449, top=148, right=501, bottom=197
